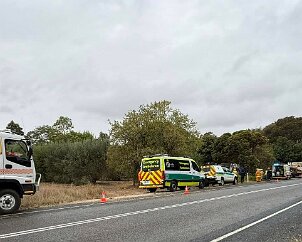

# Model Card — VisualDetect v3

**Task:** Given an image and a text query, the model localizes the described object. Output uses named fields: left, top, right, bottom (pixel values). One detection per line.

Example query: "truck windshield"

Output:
left=273, top=166, right=283, bottom=171
left=142, top=159, right=160, bottom=172
left=273, top=165, right=284, bottom=175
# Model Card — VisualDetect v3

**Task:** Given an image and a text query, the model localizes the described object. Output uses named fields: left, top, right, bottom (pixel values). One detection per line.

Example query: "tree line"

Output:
left=5, top=101, right=302, bottom=184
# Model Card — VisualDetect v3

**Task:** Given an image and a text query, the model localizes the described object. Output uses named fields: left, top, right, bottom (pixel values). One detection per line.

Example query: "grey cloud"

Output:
left=0, top=0, right=302, bottom=135
left=0, top=106, right=13, bottom=114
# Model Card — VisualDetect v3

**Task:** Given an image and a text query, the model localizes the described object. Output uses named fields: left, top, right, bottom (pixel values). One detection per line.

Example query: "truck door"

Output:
left=0, top=138, right=4, bottom=177
left=3, top=139, right=33, bottom=180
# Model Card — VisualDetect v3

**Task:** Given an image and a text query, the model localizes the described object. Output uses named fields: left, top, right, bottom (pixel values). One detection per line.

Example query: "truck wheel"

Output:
left=0, top=189, right=21, bottom=215
left=199, top=180, right=205, bottom=189
left=170, top=181, right=177, bottom=192
left=219, top=178, right=225, bottom=186
left=147, top=188, right=157, bottom=193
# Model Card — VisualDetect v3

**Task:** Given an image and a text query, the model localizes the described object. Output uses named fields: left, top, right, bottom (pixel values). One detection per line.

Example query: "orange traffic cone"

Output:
left=184, top=186, right=190, bottom=195
left=100, top=191, right=108, bottom=203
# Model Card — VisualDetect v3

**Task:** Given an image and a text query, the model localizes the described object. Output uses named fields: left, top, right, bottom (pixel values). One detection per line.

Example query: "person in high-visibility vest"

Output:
left=256, top=169, right=262, bottom=182
left=232, top=167, right=238, bottom=177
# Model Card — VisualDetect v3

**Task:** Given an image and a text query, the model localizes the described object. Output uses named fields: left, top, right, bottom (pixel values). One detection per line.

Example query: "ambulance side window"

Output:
left=192, top=161, right=200, bottom=172
left=5, top=139, right=31, bottom=167
left=179, top=160, right=190, bottom=171
left=165, top=159, right=180, bottom=171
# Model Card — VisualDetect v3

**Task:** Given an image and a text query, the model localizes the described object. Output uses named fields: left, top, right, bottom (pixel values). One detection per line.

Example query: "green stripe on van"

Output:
left=166, top=173, right=201, bottom=182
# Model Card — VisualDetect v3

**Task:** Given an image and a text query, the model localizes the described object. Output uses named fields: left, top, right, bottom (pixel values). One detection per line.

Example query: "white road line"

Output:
left=0, top=204, right=96, bottom=219
left=0, top=183, right=301, bottom=239
left=0, top=192, right=180, bottom=219
left=211, top=200, right=302, bottom=242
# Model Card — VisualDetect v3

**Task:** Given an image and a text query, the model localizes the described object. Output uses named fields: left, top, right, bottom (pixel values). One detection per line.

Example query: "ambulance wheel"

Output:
left=233, top=177, right=238, bottom=185
left=199, top=180, right=205, bottom=189
left=0, top=189, right=21, bottom=215
left=170, top=181, right=177, bottom=192
left=219, top=178, right=225, bottom=186
left=147, top=188, right=157, bottom=193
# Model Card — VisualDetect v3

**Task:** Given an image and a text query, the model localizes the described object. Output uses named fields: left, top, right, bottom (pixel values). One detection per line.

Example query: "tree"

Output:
left=26, top=125, right=56, bottom=144
left=64, top=131, right=94, bottom=143
left=26, top=116, right=93, bottom=144
left=212, top=133, right=232, bottom=164
left=6, top=121, right=24, bottom=135
left=197, top=132, right=217, bottom=164
left=51, top=116, right=74, bottom=141
left=273, top=137, right=302, bottom=164
left=264, top=116, right=302, bottom=164
left=99, top=132, right=110, bottom=142
left=53, top=116, right=74, bottom=135
left=263, top=116, right=302, bottom=143
left=108, top=100, right=200, bottom=184
left=212, top=130, right=274, bottom=172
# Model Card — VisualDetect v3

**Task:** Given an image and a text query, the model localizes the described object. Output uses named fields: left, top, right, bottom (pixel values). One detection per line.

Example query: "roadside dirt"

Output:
left=21, top=181, right=145, bottom=209
left=22, top=180, right=261, bottom=209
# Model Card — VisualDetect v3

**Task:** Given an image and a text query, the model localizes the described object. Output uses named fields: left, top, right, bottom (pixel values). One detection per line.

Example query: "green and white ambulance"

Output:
left=138, top=154, right=205, bottom=192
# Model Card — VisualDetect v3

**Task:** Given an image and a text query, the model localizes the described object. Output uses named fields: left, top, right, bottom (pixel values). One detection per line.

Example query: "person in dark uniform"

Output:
left=266, top=167, right=272, bottom=180
left=238, top=166, right=246, bottom=183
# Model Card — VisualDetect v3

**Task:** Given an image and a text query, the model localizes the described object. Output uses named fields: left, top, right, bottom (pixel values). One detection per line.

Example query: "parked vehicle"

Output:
left=290, top=166, right=302, bottom=178
left=0, top=130, right=41, bottom=214
left=272, top=163, right=291, bottom=180
left=289, top=162, right=302, bottom=178
left=201, top=165, right=238, bottom=186
left=221, top=166, right=238, bottom=185
left=138, top=155, right=205, bottom=192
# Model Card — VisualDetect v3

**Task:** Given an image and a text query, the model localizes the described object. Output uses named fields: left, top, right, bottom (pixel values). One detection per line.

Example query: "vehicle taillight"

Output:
left=138, top=171, right=141, bottom=181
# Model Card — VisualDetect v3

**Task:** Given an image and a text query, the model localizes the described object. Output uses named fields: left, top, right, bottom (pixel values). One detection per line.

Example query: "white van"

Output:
left=201, top=165, right=238, bottom=186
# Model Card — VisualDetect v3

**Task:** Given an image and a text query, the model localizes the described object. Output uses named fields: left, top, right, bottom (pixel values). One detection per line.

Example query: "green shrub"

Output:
left=33, top=139, right=108, bottom=184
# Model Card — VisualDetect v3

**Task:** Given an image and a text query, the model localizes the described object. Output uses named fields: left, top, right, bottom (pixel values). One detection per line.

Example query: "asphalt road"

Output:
left=0, top=179, right=301, bottom=242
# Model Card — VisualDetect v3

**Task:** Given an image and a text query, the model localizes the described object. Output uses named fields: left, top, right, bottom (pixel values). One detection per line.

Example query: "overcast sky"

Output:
left=0, top=0, right=301, bottom=136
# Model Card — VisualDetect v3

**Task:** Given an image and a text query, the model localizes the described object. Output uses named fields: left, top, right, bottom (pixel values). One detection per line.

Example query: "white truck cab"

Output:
left=272, top=163, right=291, bottom=180
left=0, top=130, right=41, bottom=214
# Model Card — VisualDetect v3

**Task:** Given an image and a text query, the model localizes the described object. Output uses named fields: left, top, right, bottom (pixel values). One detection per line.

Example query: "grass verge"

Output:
left=21, top=179, right=264, bottom=210
left=22, top=181, right=145, bottom=209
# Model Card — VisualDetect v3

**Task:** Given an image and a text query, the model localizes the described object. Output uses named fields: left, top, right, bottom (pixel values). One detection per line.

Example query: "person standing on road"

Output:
left=266, top=167, right=272, bottom=180
left=238, top=166, right=246, bottom=183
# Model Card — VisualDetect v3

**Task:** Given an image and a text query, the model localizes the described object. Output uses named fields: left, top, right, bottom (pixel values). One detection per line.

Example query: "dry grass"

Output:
left=292, top=235, right=302, bottom=242
left=22, top=181, right=145, bottom=209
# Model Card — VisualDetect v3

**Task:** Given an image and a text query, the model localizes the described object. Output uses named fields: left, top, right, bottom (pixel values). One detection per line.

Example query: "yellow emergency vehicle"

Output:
left=138, top=154, right=205, bottom=192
